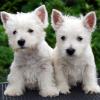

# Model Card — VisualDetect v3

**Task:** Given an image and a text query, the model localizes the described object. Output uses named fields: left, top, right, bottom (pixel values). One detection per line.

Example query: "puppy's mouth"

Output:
left=67, top=54, right=75, bottom=57
left=67, top=54, right=79, bottom=60
left=20, top=46, right=27, bottom=49
left=14, top=46, right=28, bottom=51
left=14, top=46, right=36, bottom=52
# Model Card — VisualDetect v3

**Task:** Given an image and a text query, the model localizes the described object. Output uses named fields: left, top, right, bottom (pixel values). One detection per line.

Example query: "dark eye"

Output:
left=61, top=36, right=66, bottom=41
left=13, top=30, right=17, bottom=35
left=77, top=36, right=83, bottom=41
left=28, top=29, right=34, bottom=33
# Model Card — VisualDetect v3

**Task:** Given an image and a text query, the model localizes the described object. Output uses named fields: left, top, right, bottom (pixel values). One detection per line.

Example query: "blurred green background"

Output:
left=0, top=0, right=100, bottom=82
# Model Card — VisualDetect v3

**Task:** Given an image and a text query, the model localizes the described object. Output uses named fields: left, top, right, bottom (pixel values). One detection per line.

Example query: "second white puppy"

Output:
left=1, top=5, right=59, bottom=97
left=51, top=9, right=100, bottom=94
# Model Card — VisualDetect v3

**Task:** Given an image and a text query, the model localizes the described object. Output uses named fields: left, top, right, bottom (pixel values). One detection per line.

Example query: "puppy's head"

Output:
left=1, top=5, right=48, bottom=51
left=51, top=9, right=96, bottom=58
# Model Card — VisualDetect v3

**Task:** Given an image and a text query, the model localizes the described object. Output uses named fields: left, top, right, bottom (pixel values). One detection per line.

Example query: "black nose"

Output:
left=66, top=48, right=75, bottom=56
left=18, top=39, right=25, bottom=47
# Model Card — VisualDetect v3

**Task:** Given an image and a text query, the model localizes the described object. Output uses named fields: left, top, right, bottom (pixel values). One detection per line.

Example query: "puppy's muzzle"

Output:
left=66, top=48, right=75, bottom=56
left=18, top=39, right=25, bottom=47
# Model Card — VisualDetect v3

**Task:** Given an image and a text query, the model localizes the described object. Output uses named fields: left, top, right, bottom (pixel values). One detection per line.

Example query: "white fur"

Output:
left=1, top=5, right=59, bottom=97
left=51, top=9, right=100, bottom=94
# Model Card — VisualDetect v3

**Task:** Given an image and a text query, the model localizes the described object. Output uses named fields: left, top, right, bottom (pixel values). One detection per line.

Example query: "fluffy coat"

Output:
left=51, top=9, right=100, bottom=94
left=1, top=5, right=59, bottom=97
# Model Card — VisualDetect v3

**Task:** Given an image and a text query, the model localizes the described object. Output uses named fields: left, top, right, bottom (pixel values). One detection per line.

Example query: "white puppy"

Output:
left=51, top=9, right=100, bottom=94
left=0, top=5, right=59, bottom=97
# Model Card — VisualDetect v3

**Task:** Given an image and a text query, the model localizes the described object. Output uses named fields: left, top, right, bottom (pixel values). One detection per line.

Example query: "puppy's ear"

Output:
left=83, top=11, right=96, bottom=32
left=34, top=5, right=48, bottom=28
left=51, top=9, right=63, bottom=30
left=0, top=11, right=10, bottom=24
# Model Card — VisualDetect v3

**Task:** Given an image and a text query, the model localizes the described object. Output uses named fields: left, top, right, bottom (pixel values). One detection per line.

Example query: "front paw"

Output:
left=57, top=84, right=70, bottom=94
left=4, top=86, right=23, bottom=96
left=39, top=87, right=59, bottom=97
left=83, top=85, right=100, bottom=94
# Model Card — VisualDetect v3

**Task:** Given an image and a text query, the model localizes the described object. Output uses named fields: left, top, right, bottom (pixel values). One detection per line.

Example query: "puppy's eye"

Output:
left=61, top=36, right=66, bottom=41
left=28, top=29, right=34, bottom=33
left=13, top=30, right=17, bottom=35
left=77, top=36, right=83, bottom=41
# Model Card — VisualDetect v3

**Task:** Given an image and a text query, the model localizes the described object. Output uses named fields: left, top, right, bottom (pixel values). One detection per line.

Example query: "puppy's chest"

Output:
left=20, top=54, right=45, bottom=83
left=24, top=54, right=42, bottom=66
left=63, top=60, right=86, bottom=83
left=18, top=53, right=43, bottom=73
left=18, top=52, right=42, bottom=67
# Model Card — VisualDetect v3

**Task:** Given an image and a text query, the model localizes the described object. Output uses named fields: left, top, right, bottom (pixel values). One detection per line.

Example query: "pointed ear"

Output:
left=83, top=11, right=96, bottom=32
left=0, top=11, right=10, bottom=24
left=51, top=9, right=63, bottom=30
left=34, top=5, right=48, bottom=28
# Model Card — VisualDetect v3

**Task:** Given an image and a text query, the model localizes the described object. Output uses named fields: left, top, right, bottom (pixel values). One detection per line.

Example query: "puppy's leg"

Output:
left=54, top=63, right=70, bottom=94
left=4, top=62, right=25, bottom=96
left=83, top=53, right=100, bottom=94
left=38, top=63, right=59, bottom=97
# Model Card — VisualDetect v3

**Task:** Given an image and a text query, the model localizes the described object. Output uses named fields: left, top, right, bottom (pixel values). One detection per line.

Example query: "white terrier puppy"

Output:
left=51, top=9, right=100, bottom=94
left=0, top=5, right=59, bottom=97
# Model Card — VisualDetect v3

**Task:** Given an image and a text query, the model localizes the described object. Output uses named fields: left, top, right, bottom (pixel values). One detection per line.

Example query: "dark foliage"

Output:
left=0, top=0, right=100, bottom=82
